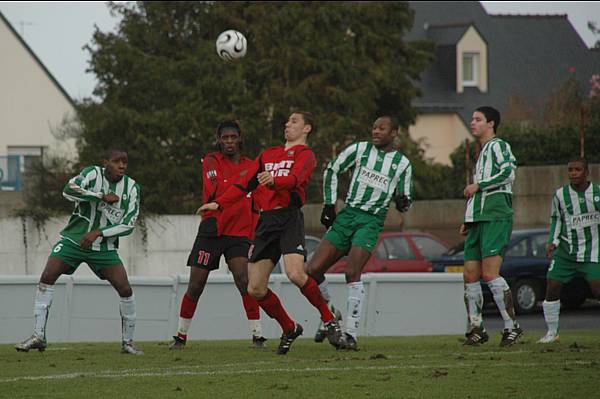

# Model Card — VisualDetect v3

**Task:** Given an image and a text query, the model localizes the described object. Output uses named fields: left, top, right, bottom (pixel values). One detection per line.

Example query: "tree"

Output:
left=77, top=1, right=434, bottom=213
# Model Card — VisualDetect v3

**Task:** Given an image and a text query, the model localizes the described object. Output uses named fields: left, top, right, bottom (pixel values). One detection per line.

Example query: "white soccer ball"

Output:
left=215, top=30, right=247, bottom=61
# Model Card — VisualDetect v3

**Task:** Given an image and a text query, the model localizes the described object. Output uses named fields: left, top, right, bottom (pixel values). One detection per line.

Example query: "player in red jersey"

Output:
left=170, top=121, right=266, bottom=349
left=200, top=112, right=344, bottom=354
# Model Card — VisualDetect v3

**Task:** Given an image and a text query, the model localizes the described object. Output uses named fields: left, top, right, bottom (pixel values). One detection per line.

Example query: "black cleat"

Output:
left=314, top=305, right=342, bottom=343
left=500, top=327, right=524, bottom=347
left=276, top=324, right=303, bottom=355
left=463, top=327, right=489, bottom=346
left=169, top=335, right=186, bottom=350
left=314, top=324, right=327, bottom=343
left=324, top=319, right=344, bottom=349
left=252, top=335, right=267, bottom=348
left=337, top=333, right=358, bottom=351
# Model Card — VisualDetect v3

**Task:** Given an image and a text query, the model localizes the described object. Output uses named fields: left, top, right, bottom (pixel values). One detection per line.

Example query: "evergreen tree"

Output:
left=77, top=2, right=434, bottom=213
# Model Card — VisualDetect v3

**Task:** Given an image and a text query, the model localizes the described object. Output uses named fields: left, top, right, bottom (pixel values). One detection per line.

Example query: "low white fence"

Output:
left=0, top=273, right=465, bottom=344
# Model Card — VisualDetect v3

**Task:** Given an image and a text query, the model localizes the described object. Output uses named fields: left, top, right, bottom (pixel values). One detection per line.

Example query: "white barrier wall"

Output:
left=0, top=273, right=465, bottom=344
left=0, top=215, right=230, bottom=277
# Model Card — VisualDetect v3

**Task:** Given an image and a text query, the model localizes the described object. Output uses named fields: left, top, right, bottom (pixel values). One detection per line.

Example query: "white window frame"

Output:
left=462, top=52, right=479, bottom=88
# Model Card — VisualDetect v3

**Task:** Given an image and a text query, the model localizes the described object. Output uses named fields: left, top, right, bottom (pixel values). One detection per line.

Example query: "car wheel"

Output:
left=512, top=279, right=541, bottom=314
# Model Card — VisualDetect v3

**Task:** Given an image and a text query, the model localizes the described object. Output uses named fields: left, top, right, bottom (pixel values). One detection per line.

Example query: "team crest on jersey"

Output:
left=579, top=198, right=585, bottom=203
left=595, top=196, right=600, bottom=202
left=287, top=151, right=294, bottom=156
left=392, top=164, right=398, bottom=170
left=207, top=170, right=218, bottom=179
left=122, top=194, right=128, bottom=201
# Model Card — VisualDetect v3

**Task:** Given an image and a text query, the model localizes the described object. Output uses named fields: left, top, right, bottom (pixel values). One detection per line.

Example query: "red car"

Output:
left=326, top=231, right=449, bottom=273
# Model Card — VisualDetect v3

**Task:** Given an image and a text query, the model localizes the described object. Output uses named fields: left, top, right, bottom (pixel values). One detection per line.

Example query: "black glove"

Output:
left=320, top=204, right=336, bottom=228
left=394, top=194, right=411, bottom=213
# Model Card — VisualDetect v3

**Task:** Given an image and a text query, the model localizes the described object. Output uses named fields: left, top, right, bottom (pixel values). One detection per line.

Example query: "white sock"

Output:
left=543, top=299, right=560, bottom=335
left=464, top=282, right=484, bottom=329
left=177, top=318, right=192, bottom=337
left=33, top=283, right=54, bottom=338
left=119, top=294, right=136, bottom=343
left=487, top=277, right=518, bottom=330
left=345, top=281, right=365, bottom=339
left=249, top=319, right=262, bottom=337
left=319, top=280, right=331, bottom=303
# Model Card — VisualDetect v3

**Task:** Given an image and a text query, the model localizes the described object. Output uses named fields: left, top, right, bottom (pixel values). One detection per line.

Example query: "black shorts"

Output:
left=187, top=229, right=250, bottom=271
left=249, top=208, right=306, bottom=264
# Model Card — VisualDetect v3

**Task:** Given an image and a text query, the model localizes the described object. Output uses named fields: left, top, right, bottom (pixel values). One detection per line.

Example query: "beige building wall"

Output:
left=408, top=113, right=471, bottom=165
left=0, top=16, right=77, bottom=161
left=456, top=26, right=488, bottom=93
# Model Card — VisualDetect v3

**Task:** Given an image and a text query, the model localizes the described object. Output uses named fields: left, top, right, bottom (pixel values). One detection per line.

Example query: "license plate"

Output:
left=445, top=265, right=464, bottom=273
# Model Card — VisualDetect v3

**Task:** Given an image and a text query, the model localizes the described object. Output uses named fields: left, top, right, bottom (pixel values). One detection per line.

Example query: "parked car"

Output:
left=431, top=228, right=592, bottom=314
left=273, top=235, right=321, bottom=274
left=326, top=231, right=449, bottom=273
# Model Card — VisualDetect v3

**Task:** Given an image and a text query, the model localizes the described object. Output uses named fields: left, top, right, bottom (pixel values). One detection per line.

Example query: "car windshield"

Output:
left=411, top=236, right=449, bottom=259
left=444, top=242, right=464, bottom=256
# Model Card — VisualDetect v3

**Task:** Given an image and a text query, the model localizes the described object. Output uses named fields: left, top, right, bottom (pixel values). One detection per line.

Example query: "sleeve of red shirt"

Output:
left=202, top=154, right=220, bottom=203
left=215, top=155, right=261, bottom=209
left=272, top=148, right=316, bottom=190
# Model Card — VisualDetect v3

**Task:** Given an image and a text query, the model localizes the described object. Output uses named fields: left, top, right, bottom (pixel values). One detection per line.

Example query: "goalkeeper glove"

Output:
left=320, top=204, right=336, bottom=228
left=394, top=194, right=411, bottom=213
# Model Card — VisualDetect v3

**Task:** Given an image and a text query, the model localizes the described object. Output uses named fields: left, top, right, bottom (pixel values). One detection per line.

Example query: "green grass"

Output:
left=2, top=331, right=599, bottom=398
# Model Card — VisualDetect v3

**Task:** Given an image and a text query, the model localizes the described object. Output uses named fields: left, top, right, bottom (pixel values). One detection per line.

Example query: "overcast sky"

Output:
left=1, top=2, right=599, bottom=101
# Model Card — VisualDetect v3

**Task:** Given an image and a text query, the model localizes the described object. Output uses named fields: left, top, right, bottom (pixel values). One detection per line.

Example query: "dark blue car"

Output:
left=431, top=228, right=591, bottom=314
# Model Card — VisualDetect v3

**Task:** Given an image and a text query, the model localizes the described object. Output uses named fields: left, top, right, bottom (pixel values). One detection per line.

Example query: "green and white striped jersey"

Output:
left=464, top=138, right=516, bottom=222
left=549, top=182, right=600, bottom=263
left=61, top=166, right=141, bottom=251
left=323, top=141, right=413, bottom=217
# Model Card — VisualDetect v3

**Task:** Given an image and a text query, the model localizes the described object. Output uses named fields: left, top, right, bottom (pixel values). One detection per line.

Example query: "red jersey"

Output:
left=216, top=144, right=316, bottom=211
left=201, top=152, right=257, bottom=238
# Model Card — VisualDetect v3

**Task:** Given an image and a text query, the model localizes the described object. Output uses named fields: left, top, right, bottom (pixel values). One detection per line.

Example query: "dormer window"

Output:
left=462, top=52, right=479, bottom=87
left=456, top=26, right=487, bottom=93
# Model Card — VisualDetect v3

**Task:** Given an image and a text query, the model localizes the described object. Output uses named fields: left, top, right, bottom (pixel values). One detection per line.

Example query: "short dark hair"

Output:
left=104, top=148, right=127, bottom=160
left=475, top=106, right=501, bottom=133
left=568, top=157, right=588, bottom=170
left=294, top=110, right=316, bottom=135
left=216, top=120, right=242, bottom=137
left=379, top=116, right=399, bottom=131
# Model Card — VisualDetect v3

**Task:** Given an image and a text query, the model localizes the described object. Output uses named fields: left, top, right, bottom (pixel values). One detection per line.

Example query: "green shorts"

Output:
left=547, top=247, right=600, bottom=283
left=324, top=207, right=384, bottom=254
left=463, top=219, right=512, bottom=261
left=49, top=238, right=123, bottom=280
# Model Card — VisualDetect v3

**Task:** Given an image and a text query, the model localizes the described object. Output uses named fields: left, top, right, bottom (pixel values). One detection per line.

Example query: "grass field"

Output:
left=1, top=331, right=599, bottom=398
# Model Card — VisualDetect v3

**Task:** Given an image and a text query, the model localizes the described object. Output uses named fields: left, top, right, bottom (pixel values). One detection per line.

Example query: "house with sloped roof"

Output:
left=0, top=11, right=77, bottom=191
left=407, top=1, right=599, bottom=165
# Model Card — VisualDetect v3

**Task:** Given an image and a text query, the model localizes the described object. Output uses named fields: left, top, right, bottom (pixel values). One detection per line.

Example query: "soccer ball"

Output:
left=215, top=30, right=247, bottom=61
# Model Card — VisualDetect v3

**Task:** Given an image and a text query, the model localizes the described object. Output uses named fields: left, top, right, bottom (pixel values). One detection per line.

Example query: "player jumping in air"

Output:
left=200, top=111, right=344, bottom=354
